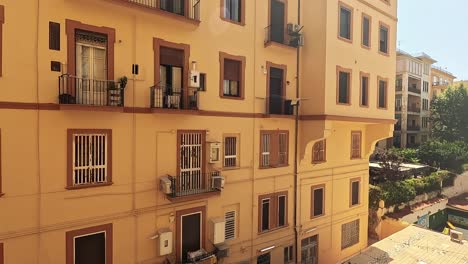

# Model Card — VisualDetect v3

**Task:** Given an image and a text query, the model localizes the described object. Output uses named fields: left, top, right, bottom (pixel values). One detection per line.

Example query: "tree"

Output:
left=373, top=148, right=406, bottom=182
left=430, top=85, right=468, bottom=142
left=418, top=140, right=468, bottom=173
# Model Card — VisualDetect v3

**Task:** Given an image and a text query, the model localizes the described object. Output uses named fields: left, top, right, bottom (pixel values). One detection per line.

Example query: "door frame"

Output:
left=65, top=223, right=113, bottom=264
left=266, top=61, right=287, bottom=114
left=176, top=206, right=206, bottom=261
left=301, top=234, right=319, bottom=264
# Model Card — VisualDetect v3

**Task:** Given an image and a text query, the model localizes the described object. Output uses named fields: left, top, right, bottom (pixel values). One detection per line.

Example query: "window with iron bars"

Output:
left=224, top=135, right=239, bottom=168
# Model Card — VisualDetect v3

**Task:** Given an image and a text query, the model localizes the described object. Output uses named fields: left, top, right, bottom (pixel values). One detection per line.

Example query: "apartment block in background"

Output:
left=431, top=66, right=456, bottom=98
left=0, top=0, right=396, bottom=263
left=394, top=51, right=435, bottom=148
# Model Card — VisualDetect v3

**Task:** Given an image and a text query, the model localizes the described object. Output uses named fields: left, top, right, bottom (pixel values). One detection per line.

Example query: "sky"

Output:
left=397, top=0, right=467, bottom=80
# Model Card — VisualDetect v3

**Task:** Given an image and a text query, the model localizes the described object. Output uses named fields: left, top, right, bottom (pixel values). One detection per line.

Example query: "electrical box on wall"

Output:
left=158, top=228, right=173, bottom=256
left=210, top=218, right=226, bottom=245
left=209, top=142, right=221, bottom=163
left=190, top=70, right=201, bottom=88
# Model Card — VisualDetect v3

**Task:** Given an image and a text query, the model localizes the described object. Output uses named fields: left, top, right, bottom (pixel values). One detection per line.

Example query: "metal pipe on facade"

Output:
left=294, top=0, right=302, bottom=262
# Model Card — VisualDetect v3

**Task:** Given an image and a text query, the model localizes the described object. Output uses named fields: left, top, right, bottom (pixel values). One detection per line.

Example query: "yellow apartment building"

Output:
left=0, top=0, right=396, bottom=263
left=431, top=66, right=456, bottom=98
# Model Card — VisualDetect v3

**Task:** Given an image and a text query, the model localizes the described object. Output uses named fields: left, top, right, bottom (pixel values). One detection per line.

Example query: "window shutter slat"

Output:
left=224, top=59, right=240, bottom=81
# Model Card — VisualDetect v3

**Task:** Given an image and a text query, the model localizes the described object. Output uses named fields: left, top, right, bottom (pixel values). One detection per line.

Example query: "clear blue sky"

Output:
left=398, top=0, right=467, bottom=80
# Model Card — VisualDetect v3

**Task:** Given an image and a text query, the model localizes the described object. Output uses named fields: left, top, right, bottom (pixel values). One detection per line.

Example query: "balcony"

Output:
left=264, top=25, right=301, bottom=48
left=150, top=84, right=198, bottom=110
left=408, top=85, right=421, bottom=94
left=407, top=125, right=421, bottom=131
left=126, top=0, right=200, bottom=22
left=267, top=95, right=294, bottom=116
left=407, top=106, right=421, bottom=113
left=161, top=171, right=223, bottom=202
left=58, top=74, right=125, bottom=107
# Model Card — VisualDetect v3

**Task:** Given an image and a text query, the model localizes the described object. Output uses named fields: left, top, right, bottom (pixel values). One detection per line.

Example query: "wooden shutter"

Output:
left=49, top=22, right=60, bottom=51
left=225, top=211, right=236, bottom=240
left=351, top=132, right=361, bottom=159
left=224, top=59, right=240, bottom=81
left=160, top=46, right=184, bottom=67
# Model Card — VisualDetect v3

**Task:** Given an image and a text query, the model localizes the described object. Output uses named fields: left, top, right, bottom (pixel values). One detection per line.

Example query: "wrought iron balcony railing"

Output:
left=264, top=25, right=300, bottom=48
left=408, top=86, right=421, bottom=94
left=267, top=95, right=294, bottom=115
left=127, top=0, right=200, bottom=21
left=407, top=106, right=421, bottom=113
left=58, top=74, right=124, bottom=107
left=150, top=84, right=198, bottom=110
left=165, top=171, right=222, bottom=199
left=407, top=125, right=421, bottom=131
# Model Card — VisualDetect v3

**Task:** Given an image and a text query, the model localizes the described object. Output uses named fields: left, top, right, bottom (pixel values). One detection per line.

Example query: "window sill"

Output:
left=66, top=182, right=113, bottom=190
left=310, top=214, right=325, bottom=219
left=220, top=17, right=245, bottom=26
left=259, top=164, right=289, bottom=170
left=378, top=51, right=390, bottom=57
left=361, top=44, right=371, bottom=50
left=312, top=160, right=326, bottom=164
left=220, top=95, right=244, bottom=100
left=350, top=157, right=362, bottom=160
left=338, top=36, right=353, bottom=44
left=258, top=225, right=289, bottom=235
left=223, top=166, right=240, bottom=171
left=349, top=203, right=361, bottom=208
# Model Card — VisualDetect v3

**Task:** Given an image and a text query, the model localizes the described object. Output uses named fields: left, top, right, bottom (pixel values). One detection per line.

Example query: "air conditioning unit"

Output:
left=297, top=35, right=305, bottom=46
left=190, top=70, right=201, bottom=88
left=211, top=218, right=226, bottom=245
left=212, top=175, right=225, bottom=190
left=209, top=142, right=221, bottom=163
left=158, top=228, right=173, bottom=256
left=450, top=230, right=463, bottom=243
left=287, top=23, right=302, bottom=34
left=216, top=243, right=230, bottom=259
left=160, top=176, right=172, bottom=194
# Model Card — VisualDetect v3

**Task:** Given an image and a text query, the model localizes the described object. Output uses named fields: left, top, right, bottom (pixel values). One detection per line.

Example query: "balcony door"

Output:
left=301, top=235, right=318, bottom=264
left=178, top=131, right=205, bottom=194
left=181, top=212, right=202, bottom=262
left=75, top=30, right=108, bottom=105
left=157, top=47, right=184, bottom=109
left=160, top=0, right=185, bottom=16
left=268, top=66, right=284, bottom=114
left=270, top=0, right=285, bottom=43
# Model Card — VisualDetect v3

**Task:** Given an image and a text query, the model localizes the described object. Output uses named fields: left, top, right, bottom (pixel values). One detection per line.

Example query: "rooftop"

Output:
left=448, top=193, right=468, bottom=212
left=347, top=225, right=468, bottom=264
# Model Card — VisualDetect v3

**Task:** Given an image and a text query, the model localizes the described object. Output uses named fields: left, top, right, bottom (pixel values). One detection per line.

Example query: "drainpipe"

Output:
left=293, top=0, right=301, bottom=262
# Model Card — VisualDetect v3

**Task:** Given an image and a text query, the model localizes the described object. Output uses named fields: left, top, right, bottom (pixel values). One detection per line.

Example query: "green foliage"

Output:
left=374, top=171, right=450, bottom=207
left=392, top=147, right=420, bottom=163
left=119, top=76, right=128, bottom=89
left=369, top=185, right=382, bottom=210
left=430, top=85, right=468, bottom=142
left=380, top=181, right=416, bottom=207
left=373, top=148, right=405, bottom=182
left=418, top=140, right=468, bottom=173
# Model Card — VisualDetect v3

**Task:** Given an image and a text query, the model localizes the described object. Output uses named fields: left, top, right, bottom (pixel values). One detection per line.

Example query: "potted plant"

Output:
left=119, top=76, right=128, bottom=89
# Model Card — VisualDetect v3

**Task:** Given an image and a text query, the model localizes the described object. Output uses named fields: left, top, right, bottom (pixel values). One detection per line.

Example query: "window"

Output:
left=379, top=23, right=389, bottom=54
left=224, top=135, right=239, bottom=168
left=360, top=73, right=369, bottom=107
left=225, top=210, right=236, bottom=240
left=337, top=67, right=351, bottom=104
left=49, top=22, right=60, bottom=51
left=220, top=52, right=245, bottom=99
left=66, top=224, right=112, bottom=264
left=311, top=185, right=325, bottom=218
left=258, top=192, right=288, bottom=232
left=422, top=99, right=429, bottom=111
left=284, top=245, right=293, bottom=263
left=160, top=0, right=185, bottom=16
left=422, top=117, right=429, bottom=129
left=312, top=140, right=326, bottom=163
left=67, top=129, right=112, bottom=189
left=351, top=131, right=361, bottom=159
left=378, top=78, right=387, bottom=109
left=339, top=3, right=353, bottom=41
left=257, top=252, right=271, bottom=264
left=222, top=0, right=244, bottom=25
left=341, top=219, right=360, bottom=250
left=361, top=14, right=371, bottom=48
left=350, top=178, right=360, bottom=206
left=423, top=81, right=429, bottom=92
left=0, top=5, right=4, bottom=77
left=260, top=130, right=289, bottom=168
left=198, top=73, right=206, bottom=91
left=0, top=242, right=3, bottom=264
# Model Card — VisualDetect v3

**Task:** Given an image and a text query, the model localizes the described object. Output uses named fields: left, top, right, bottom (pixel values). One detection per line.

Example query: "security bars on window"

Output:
left=72, top=133, right=108, bottom=186
left=224, top=136, right=238, bottom=168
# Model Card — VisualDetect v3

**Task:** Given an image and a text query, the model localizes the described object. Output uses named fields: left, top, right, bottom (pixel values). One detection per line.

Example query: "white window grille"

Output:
left=224, top=210, right=236, bottom=240
left=341, top=219, right=360, bottom=249
left=224, top=136, right=238, bottom=168
left=72, top=133, right=108, bottom=186
left=261, top=133, right=271, bottom=167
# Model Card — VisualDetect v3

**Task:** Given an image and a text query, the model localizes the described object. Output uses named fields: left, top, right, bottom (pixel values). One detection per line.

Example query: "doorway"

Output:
left=74, top=232, right=106, bottom=264
left=268, top=66, right=284, bottom=114
left=75, top=30, right=108, bottom=106
left=301, top=235, right=318, bottom=264
left=270, top=0, right=285, bottom=43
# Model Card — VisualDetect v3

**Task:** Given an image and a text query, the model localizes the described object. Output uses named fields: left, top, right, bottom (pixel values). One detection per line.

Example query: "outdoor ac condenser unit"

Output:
left=212, top=176, right=225, bottom=190
left=160, top=176, right=172, bottom=194
left=450, top=230, right=463, bottom=243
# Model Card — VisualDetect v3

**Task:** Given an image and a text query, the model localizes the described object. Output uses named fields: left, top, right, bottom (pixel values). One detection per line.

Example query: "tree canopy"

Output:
left=430, top=85, right=468, bottom=142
